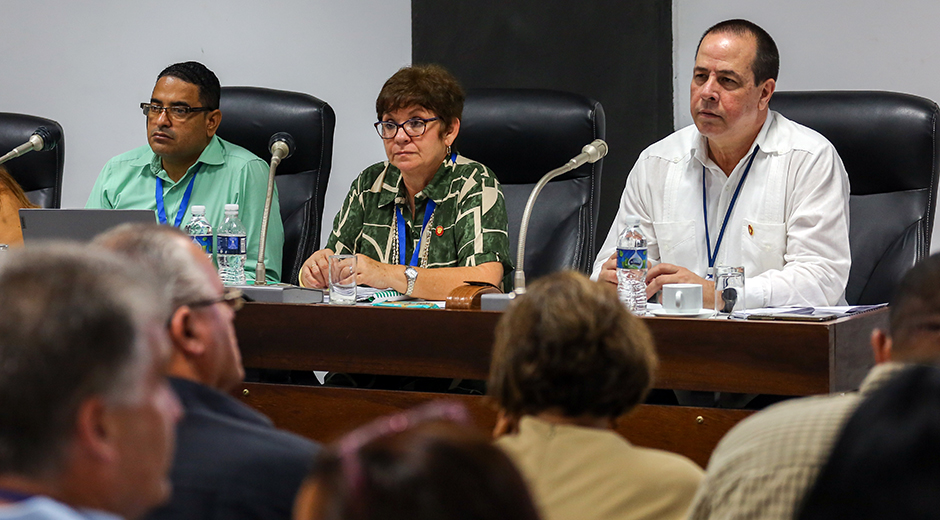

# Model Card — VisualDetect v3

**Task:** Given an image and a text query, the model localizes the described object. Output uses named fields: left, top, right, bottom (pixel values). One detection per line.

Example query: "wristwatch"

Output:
left=404, top=266, right=418, bottom=296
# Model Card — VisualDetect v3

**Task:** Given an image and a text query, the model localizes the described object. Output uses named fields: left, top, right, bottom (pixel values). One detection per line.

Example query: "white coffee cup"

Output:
left=661, top=283, right=703, bottom=314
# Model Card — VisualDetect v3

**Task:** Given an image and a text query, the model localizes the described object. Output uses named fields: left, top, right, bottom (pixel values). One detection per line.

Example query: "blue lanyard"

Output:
left=155, top=164, right=200, bottom=227
left=0, top=488, right=34, bottom=503
left=396, top=199, right=437, bottom=266
left=703, top=145, right=759, bottom=275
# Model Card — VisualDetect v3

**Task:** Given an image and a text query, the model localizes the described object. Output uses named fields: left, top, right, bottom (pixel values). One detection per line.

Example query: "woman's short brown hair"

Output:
left=375, top=64, right=464, bottom=133
left=488, top=271, right=658, bottom=419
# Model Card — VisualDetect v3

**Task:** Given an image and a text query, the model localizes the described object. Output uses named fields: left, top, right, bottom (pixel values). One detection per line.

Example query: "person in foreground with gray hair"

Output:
left=0, top=243, right=181, bottom=520
left=94, top=223, right=318, bottom=520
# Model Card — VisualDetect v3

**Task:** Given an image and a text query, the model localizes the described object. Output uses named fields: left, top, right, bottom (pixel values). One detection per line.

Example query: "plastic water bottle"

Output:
left=217, top=204, right=247, bottom=286
left=617, top=216, right=648, bottom=315
left=183, top=205, right=213, bottom=264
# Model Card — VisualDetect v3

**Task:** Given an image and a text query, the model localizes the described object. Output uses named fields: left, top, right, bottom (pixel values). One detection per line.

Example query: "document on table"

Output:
left=733, top=303, right=887, bottom=320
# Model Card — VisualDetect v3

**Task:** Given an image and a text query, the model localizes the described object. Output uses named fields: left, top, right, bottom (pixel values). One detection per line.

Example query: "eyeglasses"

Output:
left=374, top=117, right=441, bottom=139
left=141, top=103, right=213, bottom=121
left=186, top=287, right=245, bottom=312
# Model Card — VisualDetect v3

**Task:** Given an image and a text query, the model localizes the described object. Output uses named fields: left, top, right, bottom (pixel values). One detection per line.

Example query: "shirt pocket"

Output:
left=741, top=218, right=786, bottom=273
left=652, top=220, right=697, bottom=265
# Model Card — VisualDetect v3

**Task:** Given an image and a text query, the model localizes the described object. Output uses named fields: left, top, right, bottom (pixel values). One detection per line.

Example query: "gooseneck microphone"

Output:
left=269, top=132, right=295, bottom=165
left=513, top=139, right=608, bottom=295
left=254, top=132, right=295, bottom=285
left=0, top=126, right=61, bottom=166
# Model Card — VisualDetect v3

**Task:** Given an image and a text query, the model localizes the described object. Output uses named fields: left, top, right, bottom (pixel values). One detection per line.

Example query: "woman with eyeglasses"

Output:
left=299, top=64, right=512, bottom=300
left=0, top=165, right=37, bottom=248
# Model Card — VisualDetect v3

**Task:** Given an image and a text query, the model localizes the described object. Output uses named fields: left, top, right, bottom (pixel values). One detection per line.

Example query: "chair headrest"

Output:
left=455, top=88, right=606, bottom=184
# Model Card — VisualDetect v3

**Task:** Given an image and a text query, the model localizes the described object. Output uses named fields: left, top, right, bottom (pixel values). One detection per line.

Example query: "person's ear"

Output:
left=871, top=328, right=893, bottom=364
left=443, top=118, right=460, bottom=147
left=758, top=78, right=776, bottom=110
left=168, top=306, right=207, bottom=357
left=74, top=396, right=118, bottom=464
left=206, top=110, right=222, bottom=138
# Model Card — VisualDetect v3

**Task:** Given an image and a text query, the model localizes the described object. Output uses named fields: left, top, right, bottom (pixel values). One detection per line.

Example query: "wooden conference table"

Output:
left=234, top=302, right=887, bottom=467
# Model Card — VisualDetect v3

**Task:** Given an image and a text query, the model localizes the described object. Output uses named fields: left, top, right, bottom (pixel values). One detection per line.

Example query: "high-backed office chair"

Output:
left=0, top=113, right=64, bottom=208
left=455, top=89, right=605, bottom=284
left=770, top=91, right=940, bottom=305
left=217, top=86, right=335, bottom=285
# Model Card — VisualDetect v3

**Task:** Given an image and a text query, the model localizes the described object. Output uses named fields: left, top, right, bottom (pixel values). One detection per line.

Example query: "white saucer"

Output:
left=650, top=308, right=717, bottom=319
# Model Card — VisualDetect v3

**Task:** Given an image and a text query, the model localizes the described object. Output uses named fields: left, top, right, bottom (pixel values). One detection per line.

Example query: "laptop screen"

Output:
left=20, top=208, right=157, bottom=243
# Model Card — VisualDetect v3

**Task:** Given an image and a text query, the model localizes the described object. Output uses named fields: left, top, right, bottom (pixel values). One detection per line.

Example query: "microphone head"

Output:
left=581, top=139, right=609, bottom=164
left=32, top=126, right=61, bottom=152
left=268, top=132, right=295, bottom=161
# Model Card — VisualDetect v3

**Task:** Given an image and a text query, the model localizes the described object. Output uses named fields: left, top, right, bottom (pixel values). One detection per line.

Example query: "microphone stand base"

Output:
left=238, top=284, right=324, bottom=304
left=480, top=292, right=518, bottom=311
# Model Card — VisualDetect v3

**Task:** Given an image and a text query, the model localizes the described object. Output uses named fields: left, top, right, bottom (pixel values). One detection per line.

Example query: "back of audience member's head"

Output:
left=294, top=402, right=541, bottom=520
left=94, top=223, right=217, bottom=308
left=798, top=364, right=940, bottom=520
left=884, top=253, right=940, bottom=362
left=488, top=270, right=658, bottom=420
left=94, top=223, right=245, bottom=392
left=0, top=242, right=177, bottom=519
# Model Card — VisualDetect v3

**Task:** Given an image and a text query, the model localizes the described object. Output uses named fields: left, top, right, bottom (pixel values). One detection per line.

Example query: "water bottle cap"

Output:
left=191, top=205, right=206, bottom=215
left=625, top=215, right=641, bottom=226
left=224, top=203, right=239, bottom=213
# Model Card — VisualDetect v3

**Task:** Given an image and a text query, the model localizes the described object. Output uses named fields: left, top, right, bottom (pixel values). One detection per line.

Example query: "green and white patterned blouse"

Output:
left=326, top=154, right=514, bottom=288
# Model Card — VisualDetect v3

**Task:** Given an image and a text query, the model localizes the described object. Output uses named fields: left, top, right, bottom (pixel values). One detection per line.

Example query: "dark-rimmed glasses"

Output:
left=141, top=103, right=213, bottom=121
left=186, top=287, right=245, bottom=312
left=374, top=117, right=441, bottom=139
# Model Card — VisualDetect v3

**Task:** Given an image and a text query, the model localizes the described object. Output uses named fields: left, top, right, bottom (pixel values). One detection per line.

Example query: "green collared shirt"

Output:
left=326, top=155, right=513, bottom=287
left=86, top=135, right=283, bottom=283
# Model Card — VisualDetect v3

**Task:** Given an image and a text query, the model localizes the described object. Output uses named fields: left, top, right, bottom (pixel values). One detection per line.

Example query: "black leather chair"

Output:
left=455, top=89, right=605, bottom=284
left=217, top=86, right=335, bottom=285
left=0, top=113, right=64, bottom=208
left=771, top=91, right=940, bottom=305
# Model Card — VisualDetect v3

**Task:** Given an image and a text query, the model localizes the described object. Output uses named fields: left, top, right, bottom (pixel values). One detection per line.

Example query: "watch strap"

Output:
left=405, top=266, right=418, bottom=296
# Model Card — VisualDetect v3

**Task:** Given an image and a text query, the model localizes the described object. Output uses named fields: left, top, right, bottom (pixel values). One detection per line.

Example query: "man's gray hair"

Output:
left=0, top=243, right=169, bottom=476
left=94, top=223, right=217, bottom=308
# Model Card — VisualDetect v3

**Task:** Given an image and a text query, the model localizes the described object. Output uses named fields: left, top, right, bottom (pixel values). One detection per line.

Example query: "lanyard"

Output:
left=703, top=145, right=759, bottom=277
left=396, top=199, right=436, bottom=266
left=0, top=488, right=34, bottom=503
left=155, top=164, right=201, bottom=227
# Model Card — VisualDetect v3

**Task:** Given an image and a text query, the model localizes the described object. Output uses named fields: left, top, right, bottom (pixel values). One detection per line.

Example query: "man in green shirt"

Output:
left=86, top=61, right=283, bottom=283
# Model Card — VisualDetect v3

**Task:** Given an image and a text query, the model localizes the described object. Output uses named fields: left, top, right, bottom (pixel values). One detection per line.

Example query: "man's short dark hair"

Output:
left=0, top=244, right=168, bottom=476
left=887, top=254, right=940, bottom=350
left=488, top=271, right=658, bottom=419
left=158, top=61, right=221, bottom=110
left=697, top=19, right=779, bottom=85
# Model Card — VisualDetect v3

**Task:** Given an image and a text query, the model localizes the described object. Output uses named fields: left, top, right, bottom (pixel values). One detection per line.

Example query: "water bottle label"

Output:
left=617, top=248, right=647, bottom=269
left=191, top=235, right=213, bottom=254
left=218, top=236, right=246, bottom=255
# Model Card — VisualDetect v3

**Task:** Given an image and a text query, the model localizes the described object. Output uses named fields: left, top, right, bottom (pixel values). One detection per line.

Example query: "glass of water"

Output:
left=329, top=254, right=357, bottom=305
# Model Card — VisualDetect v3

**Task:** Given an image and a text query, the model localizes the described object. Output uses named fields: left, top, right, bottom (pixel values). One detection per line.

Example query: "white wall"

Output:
left=674, top=0, right=940, bottom=251
left=0, top=0, right=411, bottom=245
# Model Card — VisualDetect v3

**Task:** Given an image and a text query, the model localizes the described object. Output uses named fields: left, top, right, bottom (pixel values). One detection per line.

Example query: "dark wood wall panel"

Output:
left=412, top=0, right=674, bottom=257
